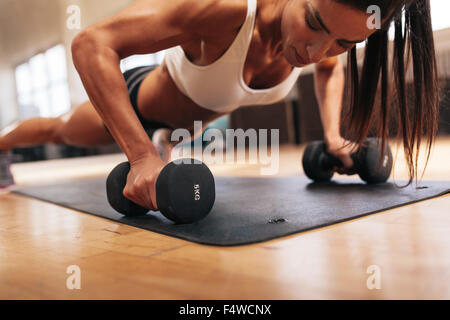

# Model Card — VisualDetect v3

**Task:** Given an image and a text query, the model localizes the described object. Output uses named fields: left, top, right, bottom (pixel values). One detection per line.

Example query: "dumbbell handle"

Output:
left=320, top=152, right=344, bottom=170
left=320, top=152, right=359, bottom=172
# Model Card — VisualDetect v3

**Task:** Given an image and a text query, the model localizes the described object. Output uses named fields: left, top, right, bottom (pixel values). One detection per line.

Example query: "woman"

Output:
left=0, top=0, right=439, bottom=212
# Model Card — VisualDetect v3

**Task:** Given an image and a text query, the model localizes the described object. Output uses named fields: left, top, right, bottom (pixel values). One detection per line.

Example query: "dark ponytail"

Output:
left=340, top=0, right=439, bottom=185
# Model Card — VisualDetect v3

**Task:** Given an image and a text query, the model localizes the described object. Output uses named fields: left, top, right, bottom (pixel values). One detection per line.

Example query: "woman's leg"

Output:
left=0, top=101, right=115, bottom=151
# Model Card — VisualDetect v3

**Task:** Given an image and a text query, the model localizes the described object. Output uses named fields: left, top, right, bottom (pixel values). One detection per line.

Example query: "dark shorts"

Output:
left=104, top=65, right=172, bottom=139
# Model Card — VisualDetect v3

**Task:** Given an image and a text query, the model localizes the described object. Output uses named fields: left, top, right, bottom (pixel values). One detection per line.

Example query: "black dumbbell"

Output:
left=106, top=158, right=215, bottom=224
left=302, top=138, right=393, bottom=183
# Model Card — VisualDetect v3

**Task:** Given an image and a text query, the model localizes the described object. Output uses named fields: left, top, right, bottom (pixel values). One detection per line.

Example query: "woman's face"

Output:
left=281, top=0, right=376, bottom=66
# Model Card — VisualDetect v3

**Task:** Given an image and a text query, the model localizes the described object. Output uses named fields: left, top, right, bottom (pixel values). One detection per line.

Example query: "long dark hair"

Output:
left=336, top=0, right=439, bottom=185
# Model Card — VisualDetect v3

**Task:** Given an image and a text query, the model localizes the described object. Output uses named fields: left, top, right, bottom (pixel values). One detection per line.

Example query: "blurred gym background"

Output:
left=0, top=0, right=449, bottom=163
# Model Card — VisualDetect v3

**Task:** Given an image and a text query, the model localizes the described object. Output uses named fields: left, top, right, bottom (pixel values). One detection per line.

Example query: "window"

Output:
left=430, top=0, right=450, bottom=31
left=120, top=51, right=166, bottom=72
left=15, top=45, right=71, bottom=119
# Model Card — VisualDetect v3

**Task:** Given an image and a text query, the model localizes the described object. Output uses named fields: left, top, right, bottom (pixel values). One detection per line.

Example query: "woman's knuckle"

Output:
left=123, top=189, right=133, bottom=199
left=144, top=176, right=154, bottom=184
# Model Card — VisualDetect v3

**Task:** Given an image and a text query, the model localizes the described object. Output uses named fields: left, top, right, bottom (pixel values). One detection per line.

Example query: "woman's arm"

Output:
left=71, top=0, right=195, bottom=163
left=71, top=0, right=244, bottom=163
left=314, top=57, right=345, bottom=142
left=314, top=56, right=354, bottom=170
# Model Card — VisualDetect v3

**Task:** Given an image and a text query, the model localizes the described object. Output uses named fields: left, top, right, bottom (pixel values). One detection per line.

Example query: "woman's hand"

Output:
left=325, top=136, right=357, bottom=175
left=123, top=155, right=166, bottom=211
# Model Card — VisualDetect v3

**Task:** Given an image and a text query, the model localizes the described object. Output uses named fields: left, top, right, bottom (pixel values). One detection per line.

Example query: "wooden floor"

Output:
left=0, top=138, right=449, bottom=299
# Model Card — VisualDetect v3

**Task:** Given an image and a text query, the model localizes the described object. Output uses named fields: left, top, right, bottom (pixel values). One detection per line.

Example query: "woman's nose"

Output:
left=306, top=38, right=333, bottom=63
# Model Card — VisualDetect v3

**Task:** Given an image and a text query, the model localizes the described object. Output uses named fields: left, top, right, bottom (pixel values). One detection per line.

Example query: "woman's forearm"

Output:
left=313, top=57, right=345, bottom=142
left=72, top=30, right=158, bottom=163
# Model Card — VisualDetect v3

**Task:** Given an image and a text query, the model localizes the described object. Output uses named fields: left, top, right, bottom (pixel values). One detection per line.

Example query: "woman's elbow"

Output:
left=72, top=30, right=91, bottom=66
left=71, top=29, right=106, bottom=67
left=72, top=29, right=119, bottom=72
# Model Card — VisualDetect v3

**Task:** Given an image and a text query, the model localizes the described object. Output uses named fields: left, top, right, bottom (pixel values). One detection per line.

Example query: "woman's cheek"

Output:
left=285, top=13, right=306, bottom=44
left=295, top=17, right=311, bottom=42
left=284, top=3, right=305, bottom=41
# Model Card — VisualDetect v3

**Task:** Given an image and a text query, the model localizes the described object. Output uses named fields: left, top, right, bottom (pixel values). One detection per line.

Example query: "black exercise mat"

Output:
left=14, top=176, right=449, bottom=246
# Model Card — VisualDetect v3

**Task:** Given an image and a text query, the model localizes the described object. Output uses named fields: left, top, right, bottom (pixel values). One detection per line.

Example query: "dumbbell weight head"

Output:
left=302, top=141, right=335, bottom=182
left=355, top=138, right=393, bottom=184
left=156, top=159, right=216, bottom=224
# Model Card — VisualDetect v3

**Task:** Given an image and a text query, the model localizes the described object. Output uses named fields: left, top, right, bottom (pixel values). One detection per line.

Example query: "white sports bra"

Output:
left=164, top=0, right=302, bottom=113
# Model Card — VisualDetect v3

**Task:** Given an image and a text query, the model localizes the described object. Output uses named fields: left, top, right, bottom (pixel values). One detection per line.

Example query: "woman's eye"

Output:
left=305, top=14, right=320, bottom=31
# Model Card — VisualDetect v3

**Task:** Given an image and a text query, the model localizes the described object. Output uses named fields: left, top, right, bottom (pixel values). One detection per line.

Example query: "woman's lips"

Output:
left=293, top=47, right=308, bottom=66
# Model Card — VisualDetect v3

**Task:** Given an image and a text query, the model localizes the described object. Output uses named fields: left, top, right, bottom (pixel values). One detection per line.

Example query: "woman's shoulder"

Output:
left=178, top=0, right=248, bottom=37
